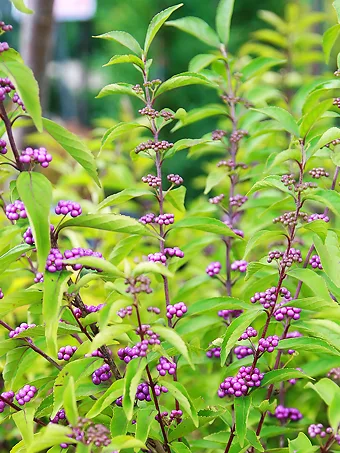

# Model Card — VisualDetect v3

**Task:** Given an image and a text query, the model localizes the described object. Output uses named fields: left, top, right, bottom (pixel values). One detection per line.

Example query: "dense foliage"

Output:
left=0, top=0, right=340, bottom=452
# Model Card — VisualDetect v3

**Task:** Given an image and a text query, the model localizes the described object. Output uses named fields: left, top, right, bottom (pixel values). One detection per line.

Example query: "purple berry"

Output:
left=57, top=345, right=77, bottom=361
left=231, top=260, right=248, bottom=272
left=274, top=305, right=301, bottom=322
left=148, top=252, right=167, bottom=265
left=5, top=200, right=27, bottom=221
left=218, top=309, right=243, bottom=321
left=206, top=261, right=221, bottom=277
left=9, top=322, right=36, bottom=338
left=0, top=391, right=14, bottom=413
left=164, top=247, right=184, bottom=258
left=218, top=366, right=264, bottom=398
left=167, top=174, right=183, bottom=185
left=147, top=306, right=161, bottom=314
left=209, top=194, right=224, bottom=204
left=308, top=213, right=329, bottom=223
left=45, top=248, right=64, bottom=273
left=309, top=254, right=322, bottom=269
left=142, top=174, right=162, bottom=187
left=34, top=272, right=44, bottom=283
left=15, top=385, right=37, bottom=405
left=206, top=347, right=221, bottom=358
left=250, top=286, right=291, bottom=309
left=234, top=345, right=253, bottom=359
left=92, top=364, right=112, bottom=385
left=55, top=200, right=82, bottom=218
left=258, top=335, right=280, bottom=353
left=0, top=139, right=7, bottom=154
left=117, top=306, right=133, bottom=318
left=154, top=213, right=174, bottom=225
left=50, top=409, right=67, bottom=424
left=238, top=326, right=257, bottom=341
left=19, top=147, right=52, bottom=168
left=166, top=302, right=187, bottom=320
left=156, top=356, right=177, bottom=376
left=63, top=247, right=103, bottom=271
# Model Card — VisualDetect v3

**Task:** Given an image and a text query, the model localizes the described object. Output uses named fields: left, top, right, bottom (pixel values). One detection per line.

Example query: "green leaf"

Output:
left=86, top=379, right=125, bottom=418
left=135, top=408, right=157, bottom=445
left=306, top=189, right=340, bottom=216
left=334, top=0, right=340, bottom=22
left=329, top=391, right=340, bottom=432
left=64, top=257, right=123, bottom=278
left=144, top=4, right=183, bottom=54
left=220, top=309, right=262, bottom=364
left=0, top=244, right=32, bottom=274
left=216, top=0, right=235, bottom=45
left=42, top=118, right=100, bottom=187
left=258, top=10, right=287, bottom=32
left=314, top=232, right=340, bottom=286
left=235, top=396, right=251, bottom=447
left=96, top=83, right=143, bottom=99
left=156, top=72, right=214, bottom=97
left=288, top=433, right=316, bottom=453
left=247, top=175, right=292, bottom=197
left=104, top=54, right=144, bottom=69
left=171, top=442, right=192, bottom=453
left=252, top=107, right=299, bottom=136
left=204, top=169, right=226, bottom=194
left=162, top=380, right=198, bottom=427
left=167, top=17, right=220, bottom=47
left=299, top=99, right=333, bottom=138
left=280, top=337, right=340, bottom=356
left=189, top=297, right=249, bottom=316
left=11, top=425, right=72, bottom=453
left=89, top=325, right=133, bottom=352
left=188, top=54, right=222, bottom=72
left=109, top=235, right=142, bottom=264
left=288, top=267, right=332, bottom=301
left=165, top=186, right=186, bottom=212
left=241, top=57, right=286, bottom=80
left=110, top=407, right=128, bottom=437
left=103, top=436, right=146, bottom=452
left=316, top=127, right=340, bottom=149
left=123, top=358, right=147, bottom=420
left=12, top=407, right=35, bottom=450
left=60, top=213, right=150, bottom=236
left=132, top=261, right=173, bottom=278
left=243, top=230, right=283, bottom=259
left=165, top=138, right=211, bottom=158
left=172, top=217, right=240, bottom=238
left=172, top=104, right=226, bottom=131
left=43, top=271, right=71, bottom=357
left=246, top=429, right=264, bottom=452
left=306, top=378, right=340, bottom=405
left=10, top=0, right=33, bottom=13
left=0, top=59, right=42, bottom=131
left=63, top=377, right=78, bottom=426
left=152, top=325, right=193, bottom=368
left=261, top=369, right=311, bottom=386
left=252, top=29, right=287, bottom=47
left=101, top=122, right=147, bottom=150
left=0, top=289, right=43, bottom=317
left=323, top=24, right=340, bottom=63
left=97, top=188, right=152, bottom=210
left=16, top=172, right=52, bottom=272
left=94, top=30, right=142, bottom=55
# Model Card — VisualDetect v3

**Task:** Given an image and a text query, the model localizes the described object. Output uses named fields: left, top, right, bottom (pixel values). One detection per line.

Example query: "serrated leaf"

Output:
left=86, top=380, right=125, bottom=418
left=135, top=408, right=157, bottom=445
left=167, top=17, right=220, bottom=47
left=252, top=107, right=299, bottom=136
left=104, top=54, right=144, bottom=69
left=323, top=24, right=340, bottom=63
left=0, top=58, right=42, bottom=131
left=96, top=83, right=143, bottom=99
left=221, top=309, right=263, bottom=365
left=144, top=4, right=183, bottom=53
left=43, top=118, right=100, bottom=187
left=172, top=217, right=240, bottom=238
left=94, top=30, right=142, bottom=55
left=110, top=407, right=128, bottom=437
left=17, top=172, right=52, bottom=272
left=261, top=369, right=311, bottom=386
left=246, top=429, right=264, bottom=452
left=161, top=380, right=198, bottom=427
left=216, top=0, right=235, bottom=45
left=152, top=325, right=193, bottom=369
left=235, top=396, right=251, bottom=447
left=156, top=72, right=214, bottom=97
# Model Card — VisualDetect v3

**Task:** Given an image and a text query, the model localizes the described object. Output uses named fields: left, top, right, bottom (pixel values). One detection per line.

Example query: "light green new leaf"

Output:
left=101, top=122, right=148, bottom=150
left=86, top=380, right=125, bottom=418
left=204, top=169, right=226, bottom=194
left=220, top=308, right=263, bottom=364
left=334, top=1, right=340, bottom=22
left=60, top=213, right=151, bottom=236
left=17, top=172, right=52, bottom=272
left=11, top=425, right=72, bottom=453
left=109, top=235, right=142, bottom=264
left=328, top=391, right=340, bottom=432
left=306, top=189, right=340, bottom=216
left=306, top=377, right=340, bottom=405
left=43, top=118, right=100, bottom=187
left=10, top=0, right=33, bottom=13
left=162, top=380, right=198, bottom=426
left=123, top=358, right=147, bottom=420
left=63, top=377, right=78, bottom=426
left=252, top=107, right=299, bottom=136
left=104, top=54, right=144, bottom=69
left=132, top=261, right=173, bottom=278
left=12, top=408, right=35, bottom=450
left=0, top=59, right=42, bottom=131
left=288, top=267, right=332, bottom=302
left=165, top=186, right=186, bottom=212
left=156, top=72, right=214, bottom=97
left=0, top=289, right=43, bottom=317
left=102, top=436, right=146, bottom=452
left=247, top=175, right=292, bottom=196
left=323, top=24, right=340, bottom=63
left=96, top=83, right=143, bottom=99
left=171, top=442, right=192, bottom=453
left=97, top=188, right=152, bottom=210
left=216, top=0, right=235, bottom=45
left=241, top=57, right=286, bottom=80
left=152, top=325, right=193, bottom=368
left=299, top=99, right=333, bottom=138
left=110, top=407, right=128, bottom=437
left=43, top=271, right=71, bottom=357
left=144, top=4, right=183, bottom=54
left=314, top=232, right=340, bottom=287
left=0, top=244, right=32, bottom=275
left=316, top=127, right=340, bottom=149
left=94, top=31, right=142, bottom=55
left=172, top=217, right=240, bottom=238
left=288, top=433, right=317, bottom=453
left=167, top=17, right=220, bottom=47
left=235, top=396, right=251, bottom=447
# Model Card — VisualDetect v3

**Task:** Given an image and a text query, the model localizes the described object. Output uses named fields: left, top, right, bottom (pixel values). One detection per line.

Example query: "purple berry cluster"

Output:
left=308, top=213, right=329, bottom=223
left=223, top=219, right=244, bottom=237
left=139, top=213, right=155, bottom=224
left=85, top=303, right=105, bottom=314
left=0, top=41, right=9, bottom=53
left=230, top=194, right=248, bottom=207
left=166, top=302, right=187, bottom=320
left=135, top=139, right=173, bottom=154
left=118, top=325, right=160, bottom=363
left=117, top=306, right=133, bottom=318
left=231, top=260, right=248, bottom=272
left=57, top=345, right=77, bottom=361
left=309, top=254, right=322, bottom=269
left=125, top=275, right=152, bottom=294
left=147, top=306, right=161, bottom=314
left=92, top=364, right=112, bottom=385
left=209, top=194, right=225, bottom=204
left=63, top=248, right=103, bottom=271
left=45, top=248, right=64, bottom=273
left=0, top=21, right=13, bottom=33
left=19, top=147, right=52, bottom=168
left=328, top=367, right=340, bottom=381
left=250, top=287, right=291, bottom=309
left=154, top=213, right=174, bottom=225
left=5, top=200, right=27, bottom=221
left=0, top=139, right=7, bottom=154
left=142, top=174, right=161, bottom=187
left=206, top=261, right=221, bottom=276
left=167, top=173, right=183, bottom=185
left=148, top=252, right=166, bottom=264
left=170, top=409, right=183, bottom=423
left=258, top=335, right=279, bottom=353
left=50, top=409, right=67, bottom=424
left=218, top=309, right=243, bottom=321
left=206, top=347, right=221, bottom=358
left=0, top=288, right=3, bottom=299
left=273, top=405, right=303, bottom=422
left=274, top=305, right=301, bottom=321
left=218, top=366, right=264, bottom=398
left=0, top=391, right=14, bottom=413
left=55, top=200, right=82, bottom=217
left=15, top=385, right=37, bottom=405
left=239, top=326, right=257, bottom=340
left=156, top=357, right=177, bottom=376
left=0, top=78, right=24, bottom=109
left=135, top=382, right=168, bottom=401
left=308, top=424, right=340, bottom=444
left=234, top=345, right=253, bottom=359
left=212, top=129, right=227, bottom=140
left=9, top=322, right=36, bottom=338
left=164, top=247, right=184, bottom=258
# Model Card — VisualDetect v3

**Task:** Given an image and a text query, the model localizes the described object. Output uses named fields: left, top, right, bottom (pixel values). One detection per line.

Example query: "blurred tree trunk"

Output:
left=17, top=0, right=55, bottom=146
